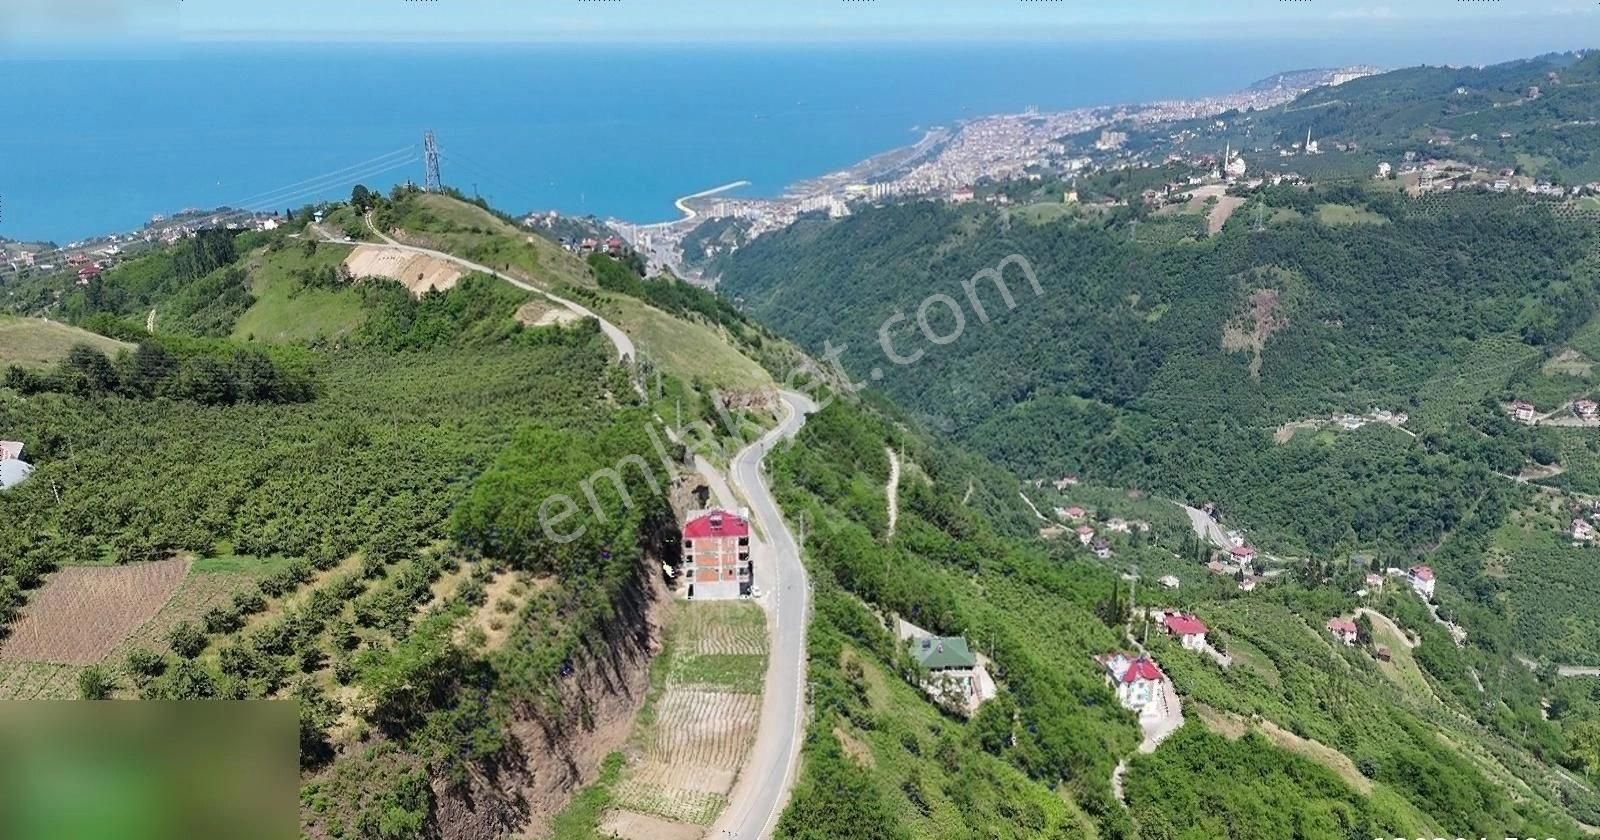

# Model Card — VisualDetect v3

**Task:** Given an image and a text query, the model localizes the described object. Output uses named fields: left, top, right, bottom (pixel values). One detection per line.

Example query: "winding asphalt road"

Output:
left=713, top=389, right=817, bottom=840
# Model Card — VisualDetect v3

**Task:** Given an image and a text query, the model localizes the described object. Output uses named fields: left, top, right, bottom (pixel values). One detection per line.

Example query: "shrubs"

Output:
left=77, top=666, right=113, bottom=700
left=168, top=621, right=206, bottom=659
left=202, top=605, right=243, bottom=635
left=232, top=588, right=267, bottom=615
left=125, top=649, right=168, bottom=680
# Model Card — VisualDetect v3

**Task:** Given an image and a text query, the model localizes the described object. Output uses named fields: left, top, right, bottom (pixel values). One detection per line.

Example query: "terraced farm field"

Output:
left=603, top=600, right=768, bottom=836
left=0, top=661, right=82, bottom=699
left=0, top=558, right=189, bottom=664
left=109, top=555, right=282, bottom=661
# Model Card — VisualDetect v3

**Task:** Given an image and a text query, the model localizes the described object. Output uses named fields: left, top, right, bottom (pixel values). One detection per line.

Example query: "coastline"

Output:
left=640, top=180, right=751, bottom=230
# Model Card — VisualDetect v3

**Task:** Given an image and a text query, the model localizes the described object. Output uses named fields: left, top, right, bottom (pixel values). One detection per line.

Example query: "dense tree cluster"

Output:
left=5, top=339, right=317, bottom=406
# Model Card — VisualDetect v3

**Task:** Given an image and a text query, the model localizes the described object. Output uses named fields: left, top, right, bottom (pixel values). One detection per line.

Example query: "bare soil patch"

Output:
left=461, top=571, right=551, bottom=652
left=2, top=558, right=189, bottom=665
left=514, top=300, right=580, bottom=328
left=1545, top=348, right=1594, bottom=377
left=1209, top=195, right=1247, bottom=235
left=599, top=810, right=705, bottom=840
left=1223, top=287, right=1289, bottom=380
left=343, top=245, right=463, bottom=297
left=834, top=725, right=876, bottom=768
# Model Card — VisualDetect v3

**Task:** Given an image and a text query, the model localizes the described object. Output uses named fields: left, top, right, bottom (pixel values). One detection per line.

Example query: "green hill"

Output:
left=0, top=315, right=132, bottom=369
left=1097, top=51, right=1600, bottom=182
left=716, top=174, right=1600, bottom=831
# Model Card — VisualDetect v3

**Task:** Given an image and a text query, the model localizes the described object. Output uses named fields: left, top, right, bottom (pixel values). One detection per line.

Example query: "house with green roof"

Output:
left=909, top=635, right=992, bottom=716
left=912, top=635, right=976, bottom=671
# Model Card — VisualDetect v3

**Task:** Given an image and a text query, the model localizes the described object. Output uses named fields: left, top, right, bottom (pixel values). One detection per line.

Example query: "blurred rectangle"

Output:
left=0, top=700, right=296, bottom=840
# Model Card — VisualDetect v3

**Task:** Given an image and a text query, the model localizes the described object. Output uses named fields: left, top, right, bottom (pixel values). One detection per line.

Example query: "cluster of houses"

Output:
left=679, top=508, right=754, bottom=600
left=1509, top=398, right=1599, bottom=424
left=0, top=441, right=33, bottom=491
left=1205, top=542, right=1263, bottom=591
left=1095, top=610, right=1221, bottom=714
left=1052, top=503, right=1150, bottom=561
left=556, top=235, right=627, bottom=257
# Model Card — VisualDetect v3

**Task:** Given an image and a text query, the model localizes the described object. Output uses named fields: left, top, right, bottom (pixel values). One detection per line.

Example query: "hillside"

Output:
left=754, top=392, right=1584, bottom=838
left=1094, top=51, right=1600, bottom=182
left=715, top=165, right=1600, bottom=830
left=0, top=315, right=132, bottom=369
left=0, top=189, right=807, bottom=839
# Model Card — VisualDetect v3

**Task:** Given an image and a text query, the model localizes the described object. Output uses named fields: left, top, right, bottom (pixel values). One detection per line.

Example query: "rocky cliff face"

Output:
left=431, top=555, right=669, bottom=840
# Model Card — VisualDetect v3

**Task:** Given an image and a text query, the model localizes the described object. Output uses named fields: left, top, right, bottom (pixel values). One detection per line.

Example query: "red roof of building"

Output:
left=1121, top=656, right=1164, bottom=684
left=1230, top=545, right=1255, bottom=557
left=683, top=510, right=749, bottom=539
left=1326, top=617, right=1358, bottom=634
left=1409, top=564, right=1434, bottom=581
left=1163, top=613, right=1208, bottom=636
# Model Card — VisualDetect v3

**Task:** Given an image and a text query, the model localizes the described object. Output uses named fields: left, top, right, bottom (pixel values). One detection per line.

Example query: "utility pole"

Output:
left=423, top=131, right=442, bottom=193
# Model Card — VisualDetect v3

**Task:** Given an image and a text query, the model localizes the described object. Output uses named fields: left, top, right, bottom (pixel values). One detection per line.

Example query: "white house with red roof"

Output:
left=1229, top=545, right=1256, bottom=569
left=1574, top=518, right=1597, bottom=542
left=1059, top=505, right=1086, bottom=521
left=1161, top=612, right=1208, bottom=651
left=1576, top=399, right=1598, bottom=420
left=1513, top=400, right=1536, bottom=422
left=1075, top=525, right=1096, bottom=545
left=1326, top=617, right=1359, bottom=645
left=1097, top=652, right=1164, bottom=711
left=681, top=509, right=752, bottom=600
left=1408, top=564, right=1435, bottom=598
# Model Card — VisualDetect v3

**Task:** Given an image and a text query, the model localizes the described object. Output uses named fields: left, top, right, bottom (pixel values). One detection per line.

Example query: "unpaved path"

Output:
left=1019, top=492, right=1048, bottom=521
left=885, top=447, right=901, bottom=538
left=1355, top=608, right=1419, bottom=649
left=316, top=216, right=636, bottom=365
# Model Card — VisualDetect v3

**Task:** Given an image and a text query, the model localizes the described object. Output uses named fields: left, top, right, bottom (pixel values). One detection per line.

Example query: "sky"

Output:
left=1, top=0, right=1597, bottom=44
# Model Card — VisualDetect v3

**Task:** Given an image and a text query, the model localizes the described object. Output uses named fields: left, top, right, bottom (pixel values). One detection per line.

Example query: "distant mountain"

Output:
left=1127, top=51, right=1600, bottom=182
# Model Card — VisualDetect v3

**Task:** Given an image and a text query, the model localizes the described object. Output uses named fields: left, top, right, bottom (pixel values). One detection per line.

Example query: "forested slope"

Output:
left=761, top=392, right=1581, bottom=839
left=720, top=187, right=1597, bottom=557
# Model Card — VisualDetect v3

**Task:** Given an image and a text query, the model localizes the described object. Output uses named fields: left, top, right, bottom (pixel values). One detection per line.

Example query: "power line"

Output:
left=222, top=147, right=416, bottom=211
left=0, top=152, right=418, bottom=281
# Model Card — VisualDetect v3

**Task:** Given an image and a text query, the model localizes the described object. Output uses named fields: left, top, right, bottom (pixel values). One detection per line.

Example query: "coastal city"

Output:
left=609, top=65, right=1382, bottom=279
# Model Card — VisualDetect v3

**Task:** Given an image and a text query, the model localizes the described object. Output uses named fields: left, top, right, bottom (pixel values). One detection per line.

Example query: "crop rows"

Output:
left=109, top=568, right=254, bottom=661
left=677, top=601, right=767, bottom=657
left=640, top=689, right=759, bottom=771
left=608, top=778, right=729, bottom=826
left=0, top=558, right=189, bottom=665
left=0, top=661, right=81, bottom=700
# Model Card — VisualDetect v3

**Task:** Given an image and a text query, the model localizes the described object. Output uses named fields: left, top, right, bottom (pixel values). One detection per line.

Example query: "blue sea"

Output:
left=0, top=37, right=1574, bottom=242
